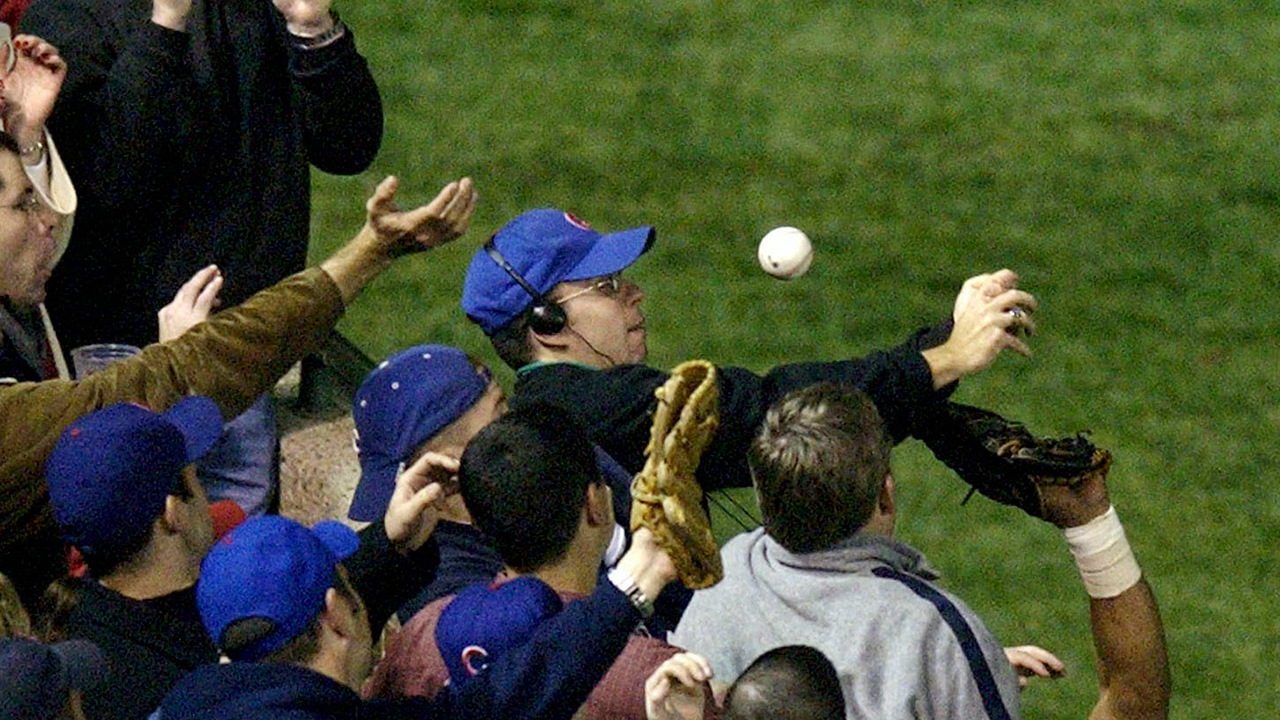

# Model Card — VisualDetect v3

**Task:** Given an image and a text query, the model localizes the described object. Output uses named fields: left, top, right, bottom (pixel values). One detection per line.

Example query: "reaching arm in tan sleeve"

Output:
left=0, top=175, right=476, bottom=579
left=1038, top=472, right=1170, bottom=720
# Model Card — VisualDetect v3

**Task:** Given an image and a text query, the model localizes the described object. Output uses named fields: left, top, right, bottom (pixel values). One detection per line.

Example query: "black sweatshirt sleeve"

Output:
left=517, top=319, right=956, bottom=492
left=284, top=22, right=383, bottom=175
left=22, top=4, right=200, bottom=229
left=346, top=522, right=440, bottom=636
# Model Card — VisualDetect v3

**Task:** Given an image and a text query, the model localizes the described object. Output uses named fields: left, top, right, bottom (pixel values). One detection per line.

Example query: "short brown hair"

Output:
left=749, top=383, right=891, bottom=554
left=488, top=313, right=536, bottom=370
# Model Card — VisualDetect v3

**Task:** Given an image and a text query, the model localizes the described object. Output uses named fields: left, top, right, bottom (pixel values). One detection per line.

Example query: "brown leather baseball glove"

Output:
left=630, top=360, right=724, bottom=589
left=924, top=403, right=1113, bottom=519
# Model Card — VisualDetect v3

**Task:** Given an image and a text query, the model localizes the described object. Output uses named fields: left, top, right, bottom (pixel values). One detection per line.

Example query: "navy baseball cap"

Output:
left=350, top=345, right=492, bottom=522
left=197, top=516, right=359, bottom=661
left=461, top=208, right=655, bottom=335
left=0, top=637, right=107, bottom=720
left=435, top=576, right=563, bottom=688
left=46, top=397, right=223, bottom=561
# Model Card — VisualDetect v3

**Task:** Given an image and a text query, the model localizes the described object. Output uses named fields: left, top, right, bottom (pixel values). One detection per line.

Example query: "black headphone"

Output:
left=484, top=238, right=568, bottom=335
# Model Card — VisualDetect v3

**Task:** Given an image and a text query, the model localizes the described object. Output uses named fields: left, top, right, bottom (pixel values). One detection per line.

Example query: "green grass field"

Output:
left=306, top=2, right=1280, bottom=716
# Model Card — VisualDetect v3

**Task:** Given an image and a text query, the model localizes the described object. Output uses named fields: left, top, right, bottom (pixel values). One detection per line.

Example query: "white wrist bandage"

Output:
left=1063, top=506, right=1141, bottom=599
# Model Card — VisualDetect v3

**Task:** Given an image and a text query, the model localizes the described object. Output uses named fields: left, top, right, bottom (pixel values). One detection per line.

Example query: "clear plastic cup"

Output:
left=70, top=343, right=142, bottom=379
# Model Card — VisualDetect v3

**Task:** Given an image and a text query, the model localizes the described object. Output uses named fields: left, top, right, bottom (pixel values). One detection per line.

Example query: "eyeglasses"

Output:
left=1, top=23, right=15, bottom=75
left=555, top=273, right=625, bottom=303
left=4, top=194, right=45, bottom=218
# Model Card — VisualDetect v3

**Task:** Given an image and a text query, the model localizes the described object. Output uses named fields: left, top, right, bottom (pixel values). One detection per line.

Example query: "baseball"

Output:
left=757, top=226, right=814, bottom=280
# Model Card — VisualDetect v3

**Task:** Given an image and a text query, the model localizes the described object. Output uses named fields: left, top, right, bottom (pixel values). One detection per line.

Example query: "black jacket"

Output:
left=512, top=321, right=957, bottom=492
left=23, top=0, right=383, bottom=348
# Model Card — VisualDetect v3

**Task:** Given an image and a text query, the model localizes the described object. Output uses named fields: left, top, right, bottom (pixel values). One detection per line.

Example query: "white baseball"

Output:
left=757, top=226, right=813, bottom=280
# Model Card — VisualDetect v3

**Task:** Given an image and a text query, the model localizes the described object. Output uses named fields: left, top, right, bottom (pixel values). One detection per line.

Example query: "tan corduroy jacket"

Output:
left=0, top=267, right=344, bottom=600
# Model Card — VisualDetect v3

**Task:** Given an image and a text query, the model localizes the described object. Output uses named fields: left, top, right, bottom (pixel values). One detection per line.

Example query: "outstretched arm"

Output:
left=1039, top=471, right=1170, bottom=720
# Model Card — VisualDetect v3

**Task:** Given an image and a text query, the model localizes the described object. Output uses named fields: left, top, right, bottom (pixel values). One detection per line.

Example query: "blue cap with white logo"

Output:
left=349, top=345, right=491, bottom=522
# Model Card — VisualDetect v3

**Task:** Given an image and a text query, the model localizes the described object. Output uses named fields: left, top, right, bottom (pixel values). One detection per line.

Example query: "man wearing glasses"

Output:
left=460, top=208, right=1038, bottom=497
left=0, top=26, right=76, bottom=382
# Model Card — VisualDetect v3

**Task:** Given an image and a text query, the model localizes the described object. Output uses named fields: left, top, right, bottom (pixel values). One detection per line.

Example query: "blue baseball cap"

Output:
left=45, top=397, right=224, bottom=562
left=435, top=576, right=563, bottom=688
left=350, top=345, right=492, bottom=522
left=0, top=637, right=107, bottom=720
left=198, top=516, right=360, bottom=661
left=461, top=208, right=655, bottom=335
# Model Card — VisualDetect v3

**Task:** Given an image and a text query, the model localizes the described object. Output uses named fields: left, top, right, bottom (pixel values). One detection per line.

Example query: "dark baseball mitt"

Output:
left=922, top=403, right=1113, bottom=519
left=630, top=360, right=724, bottom=590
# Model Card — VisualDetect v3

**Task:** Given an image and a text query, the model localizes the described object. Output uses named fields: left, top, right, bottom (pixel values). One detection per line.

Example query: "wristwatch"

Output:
left=291, top=11, right=346, bottom=50
left=607, top=565, right=655, bottom=618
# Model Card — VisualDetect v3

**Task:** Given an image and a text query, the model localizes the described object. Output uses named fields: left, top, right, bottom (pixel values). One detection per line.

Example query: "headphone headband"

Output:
left=483, top=238, right=567, bottom=335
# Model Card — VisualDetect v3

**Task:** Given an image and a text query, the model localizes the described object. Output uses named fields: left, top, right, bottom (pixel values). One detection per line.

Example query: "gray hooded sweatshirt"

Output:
left=672, top=529, right=1020, bottom=720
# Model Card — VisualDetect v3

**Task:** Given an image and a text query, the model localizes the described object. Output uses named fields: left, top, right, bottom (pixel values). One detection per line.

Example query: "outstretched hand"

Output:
left=0, top=35, right=66, bottom=150
left=1004, top=645, right=1065, bottom=690
left=384, top=451, right=460, bottom=554
left=924, top=269, right=1038, bottom=387
left=644, top=653, right=713, bottom=720
left=158, top=265, right=224, bottom=342
left=364, top=175, right=478, bottom=258
left=272, top=0, right=335, bottom=36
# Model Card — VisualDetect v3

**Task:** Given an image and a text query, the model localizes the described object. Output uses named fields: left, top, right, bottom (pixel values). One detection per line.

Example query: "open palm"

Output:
left=0, top=37, right=65, bottom=142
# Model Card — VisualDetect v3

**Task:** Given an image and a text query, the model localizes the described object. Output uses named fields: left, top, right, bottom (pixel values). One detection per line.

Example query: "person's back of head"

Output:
left=198, top=515, right=371, bottom=686
left=458, top=403, right=606, bottom=573
left=748, top=383, right=892, bottom=554
left=724, top=645, right=845, bottom=720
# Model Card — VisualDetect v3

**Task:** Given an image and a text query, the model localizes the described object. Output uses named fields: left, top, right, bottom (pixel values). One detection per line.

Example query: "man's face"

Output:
left=450, top=379, right=508, bottom=448
left=0, top=151, right=57, bottom=306
left=335, top=565, right=374, bottom=687
left=549, top=272, right=647, bottom=368
left=178, top=465, right=216, bottom=557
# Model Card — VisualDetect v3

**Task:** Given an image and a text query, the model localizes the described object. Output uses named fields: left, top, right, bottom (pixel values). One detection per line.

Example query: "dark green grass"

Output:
left=307, top=2, right=1280, bottom=716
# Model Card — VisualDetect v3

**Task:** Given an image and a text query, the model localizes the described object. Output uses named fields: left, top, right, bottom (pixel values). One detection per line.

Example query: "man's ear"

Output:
left=584, top=483, right=611, bottom=527
left=320, top=587, right=353, bottom=640
left=878, top=473, right=896, bottom=517
left=160, top=495, right=185, bottom=535
left=527, top=323, right=570, bottom=352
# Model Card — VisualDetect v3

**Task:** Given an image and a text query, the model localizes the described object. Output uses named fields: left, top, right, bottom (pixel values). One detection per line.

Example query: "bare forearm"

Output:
left=318, top=226, right=393, bottom=305
left=1087, top=578, right=1170, bottom=720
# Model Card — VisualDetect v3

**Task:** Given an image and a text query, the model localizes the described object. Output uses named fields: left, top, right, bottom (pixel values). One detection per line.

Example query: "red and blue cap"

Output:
left=45, top=397, right=224, bottom=562
left=461, top=209, right=654, bottom=335
left=197, top=515, right=360, bottom=661
left=350, top=345, right=491, bottom=522
left=435, top=576, right=563, bottom=688
left=0, top=637, right=107, bottom=720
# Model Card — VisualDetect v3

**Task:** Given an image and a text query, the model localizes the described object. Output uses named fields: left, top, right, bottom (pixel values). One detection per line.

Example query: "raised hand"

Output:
left=272, top=0, right=336, bottom=36
left=150, top=0, right=194, bottom=32
left=644, top=653, right=713, bottom=720
left=384, top=451, right=460, bottom=554
left=157, top=265, right=224, bottom=341
left=365, top=175, right=478, bottom=257
left=923, top=269, right=1038, bottom=387
left=0, top=35, right=66, bottom=153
